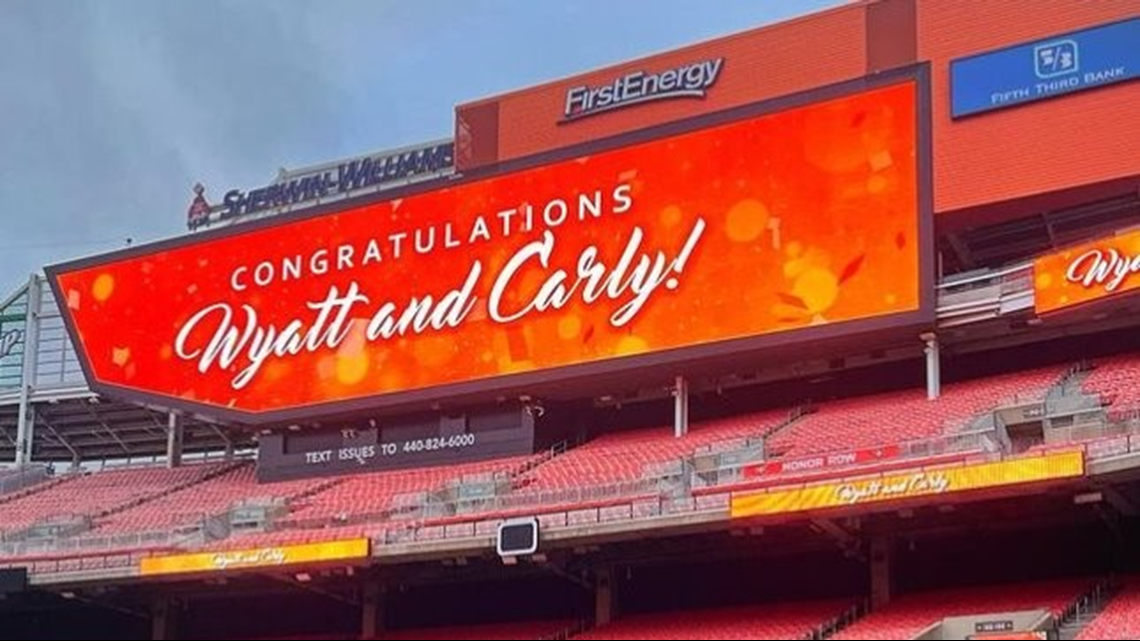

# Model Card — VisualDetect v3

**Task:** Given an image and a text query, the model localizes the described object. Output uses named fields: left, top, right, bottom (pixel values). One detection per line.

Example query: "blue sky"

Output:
left=0, top=0, right=841, bottom=296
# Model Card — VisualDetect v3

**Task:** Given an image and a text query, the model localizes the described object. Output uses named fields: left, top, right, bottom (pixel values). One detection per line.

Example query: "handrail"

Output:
left=0, top=464, right=50, bottom=497
left=537, top=619, right=591, bottom=641
left=936, top=262, right=1033, bottom=290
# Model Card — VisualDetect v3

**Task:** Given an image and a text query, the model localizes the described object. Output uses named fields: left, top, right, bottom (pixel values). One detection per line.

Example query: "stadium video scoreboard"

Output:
left=49, top=70, right=932, bottom=426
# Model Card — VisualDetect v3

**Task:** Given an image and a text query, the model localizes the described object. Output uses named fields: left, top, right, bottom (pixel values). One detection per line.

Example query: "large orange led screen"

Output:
left=50, top=78, right=928, bottom=422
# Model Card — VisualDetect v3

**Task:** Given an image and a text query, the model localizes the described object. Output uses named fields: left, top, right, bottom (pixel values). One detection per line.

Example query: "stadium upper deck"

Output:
left=0, top=1, right=1137, bottom=639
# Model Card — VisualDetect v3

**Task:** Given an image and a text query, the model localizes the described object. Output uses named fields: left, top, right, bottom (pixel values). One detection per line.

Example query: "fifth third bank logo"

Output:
left=1034, top=39, right=1079, bottom=78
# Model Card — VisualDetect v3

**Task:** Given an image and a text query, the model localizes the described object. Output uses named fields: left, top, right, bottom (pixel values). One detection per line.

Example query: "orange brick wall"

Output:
left=458, top=3, right=867, bottom=168
left=920, top=0, right=1140, bottom=212
left=457, top=0, right=1139, bottom=217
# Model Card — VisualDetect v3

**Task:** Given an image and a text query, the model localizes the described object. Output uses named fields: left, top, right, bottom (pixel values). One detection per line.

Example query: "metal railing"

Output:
left=809, top=600, right=868, bottom=640
left=375, top=491, right=724, bottom=547
left=699, top=427, right=1002, bottom=488
left=1054, top=579, right=1114, bottom=639
left=537, top=619, right=591, bottom=641
left=0, top=464, right=49, bottom=496
left=936, top=262, right=1034, bottom=294
left=0, top=529, right=199, bottom=559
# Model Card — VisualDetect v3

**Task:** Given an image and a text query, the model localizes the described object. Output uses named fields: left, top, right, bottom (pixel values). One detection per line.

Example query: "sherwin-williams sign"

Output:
left=951, top=17, right=1139, bottom=118
left=0, top=286, right=28, bottom=391
left=50, top=80, right=925, bottom=423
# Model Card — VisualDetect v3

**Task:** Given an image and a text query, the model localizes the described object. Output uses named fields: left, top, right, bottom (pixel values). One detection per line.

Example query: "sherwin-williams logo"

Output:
left=0, top=329, right=21, bottom=360
left=562, top=58, right=724, bottom=122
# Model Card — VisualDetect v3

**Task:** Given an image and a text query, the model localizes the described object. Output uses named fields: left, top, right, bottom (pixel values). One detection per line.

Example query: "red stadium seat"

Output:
left=768, top=366, right=1063, bottom=458
left=832, top=580, right=1086, bottom=640
left=283, top=455, right=539, bottom=525
left=515, top=410, right=785, bottom=494
left=1077, top=580, right=1140, bottom=640
left=0, top=463, right=228, bottom=537
left=89, top=463, right=336, bottom=535
left=574, top=601, right=850, bottom=640
left=1083, top=353, right=1140, bottom=411
left=383, top=620, right=573, bottom=640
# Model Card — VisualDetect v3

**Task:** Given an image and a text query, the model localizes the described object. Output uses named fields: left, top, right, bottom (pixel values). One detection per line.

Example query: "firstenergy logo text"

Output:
left=562, top=58, right=724, bottom=122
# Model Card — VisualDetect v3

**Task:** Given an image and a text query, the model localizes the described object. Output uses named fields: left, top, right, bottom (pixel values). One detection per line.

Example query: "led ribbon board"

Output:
left=731, top=451, right=1085, bottom=519
left=139, top=538, right=370, bottom=577
left=1034, top=227, right=1140, bottom=315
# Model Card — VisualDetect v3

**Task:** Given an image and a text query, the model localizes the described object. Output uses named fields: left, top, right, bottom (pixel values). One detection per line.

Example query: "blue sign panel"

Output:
left=951, top=17, right=1139, bottom=119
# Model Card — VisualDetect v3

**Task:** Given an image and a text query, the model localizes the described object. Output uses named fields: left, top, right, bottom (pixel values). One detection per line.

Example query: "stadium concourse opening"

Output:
left=2, top=0, right=1139, bottom=640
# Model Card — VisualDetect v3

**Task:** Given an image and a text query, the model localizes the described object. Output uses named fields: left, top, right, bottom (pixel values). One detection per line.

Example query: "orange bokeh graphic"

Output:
left=53, top=82, right=921, bottom=417
left=1034, top=228, right=1140, bottom=315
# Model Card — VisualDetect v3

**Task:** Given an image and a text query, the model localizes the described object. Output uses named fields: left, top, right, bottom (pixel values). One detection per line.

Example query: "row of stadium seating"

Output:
left=832, top=579, right=1086, bottom=640
left=514, top=410, right=784, bottom=493
left=385, top=620, right=576, bottom=640
left=283, top=455, right=541, bottom=525
left=5, top=353, right=1140, bottom=559
left=235, top=578, right=1124, bottom=639
left=0, top=463, right=223, bottom=536
left=1077, top=579, right=1140, bottom=640
left=88, top=463, right=333, bottom=535
left=768, top=365, right=1064, bottom=456
left=575, top=601, right=851, bottom=640
left=1084, top=352, right=1140, bottom=413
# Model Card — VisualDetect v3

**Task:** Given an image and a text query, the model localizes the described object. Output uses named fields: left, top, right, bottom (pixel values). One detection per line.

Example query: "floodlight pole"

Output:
left=923, top=332, right=941, bottom=401
left=15, top=274, right=41, bottom=466
left=674, top=375, right=690, bottom=439
left=167, top=411, right=184, bottom=469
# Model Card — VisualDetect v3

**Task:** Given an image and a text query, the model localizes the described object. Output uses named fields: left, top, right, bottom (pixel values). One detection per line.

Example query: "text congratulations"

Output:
left=175, top=182, right=708, bottom=390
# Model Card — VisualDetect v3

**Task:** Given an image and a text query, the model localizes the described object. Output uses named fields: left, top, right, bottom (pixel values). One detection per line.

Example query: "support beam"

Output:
left=15, top=274, right=41, bottom=466
left=167, top=412, right=184, bottom=469
left=1100, top=485, right=1140, bottom=518
left=812, top=518, right=858, bottom=555
left=40, top=417, right=81, bottom=471
left=83, top=403, right=131, bottom=455
left=151, top=597, right=176, bottom=641
left=210, top=424, right=236, bottom=461
left=595, top=566, right=616, bottom=627
left=361, top=582, right=384, bottom=640
left=922, top=332, right=941, bottom=401
left=673, top=375, right=689, bottom=439
left=870, top=536, right=892, bottom=610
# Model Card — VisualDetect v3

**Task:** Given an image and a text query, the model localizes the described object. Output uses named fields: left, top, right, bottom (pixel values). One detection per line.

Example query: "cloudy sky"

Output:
left=0, top=0, right=840, bottom=296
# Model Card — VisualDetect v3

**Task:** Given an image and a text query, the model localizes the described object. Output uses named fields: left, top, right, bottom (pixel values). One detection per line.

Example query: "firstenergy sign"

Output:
left=50, top=80, right=923, bottom=421
left=563, top=58, right=723, bottom=122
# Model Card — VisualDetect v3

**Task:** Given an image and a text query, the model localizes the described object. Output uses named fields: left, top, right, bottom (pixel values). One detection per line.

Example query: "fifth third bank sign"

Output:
left=950, top=17, right=1138, bottom=119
